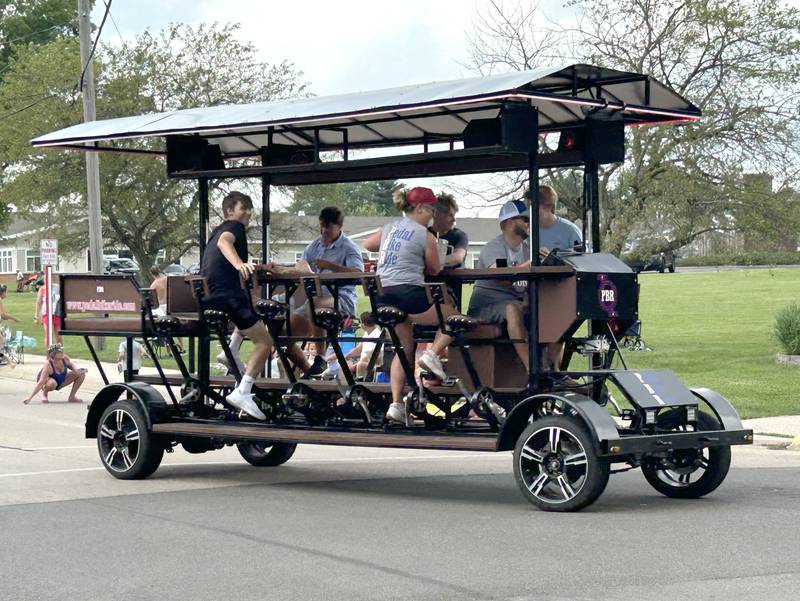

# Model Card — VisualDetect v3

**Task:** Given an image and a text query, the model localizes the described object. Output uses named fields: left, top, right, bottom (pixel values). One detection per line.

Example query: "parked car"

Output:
left=162, top=263, right=187, bottom=276
left=104, top=258, right=140, bottom=276
left=624, top=251, right=676, bottom=274
left=187, top=263, right=201, bottom=275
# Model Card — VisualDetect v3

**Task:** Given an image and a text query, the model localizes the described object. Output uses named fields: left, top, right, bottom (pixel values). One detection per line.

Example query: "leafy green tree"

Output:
left=0, top=0, right=76, bottom=78
left=0, top=23, right=306, bottom=282
left=467, top=0, right=800, bottom=254
left=286, top=180, right=404, bottom=217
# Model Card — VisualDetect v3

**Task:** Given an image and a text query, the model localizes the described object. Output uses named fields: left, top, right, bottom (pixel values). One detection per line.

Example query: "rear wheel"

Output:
left=237, top=441, right=297, bottom=466
left=97, top=400, right=163, bottom=479
left=513, top=415, right=609, bottom=512
left=641, top=410, right=731, bottom=498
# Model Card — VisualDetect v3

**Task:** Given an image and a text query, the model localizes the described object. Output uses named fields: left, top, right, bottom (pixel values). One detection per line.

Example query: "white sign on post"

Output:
left=40, top=239, right=58, bottom=267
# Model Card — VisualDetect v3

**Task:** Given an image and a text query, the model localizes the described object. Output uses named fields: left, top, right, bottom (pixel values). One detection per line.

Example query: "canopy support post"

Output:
left=197, top=178, right=210, bottom=389
left=527, top=128, right=541, bottom=393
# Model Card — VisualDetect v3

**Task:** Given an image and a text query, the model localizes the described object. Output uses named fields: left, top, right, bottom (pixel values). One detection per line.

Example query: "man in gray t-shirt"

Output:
left=468, top=199, right=532, bottom=371
left=538, top=185, right=583, bottom=259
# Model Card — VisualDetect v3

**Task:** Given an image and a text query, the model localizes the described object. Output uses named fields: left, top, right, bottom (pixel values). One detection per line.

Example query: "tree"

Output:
left=286, top=180, right=404, bottom=217
left=466, top=0, right=800, bottom=254
left=0, top=0, right=77, bottom=78
left=0, top=23, right=307, bottom=282
left=0, top=0, right=77, bottom=228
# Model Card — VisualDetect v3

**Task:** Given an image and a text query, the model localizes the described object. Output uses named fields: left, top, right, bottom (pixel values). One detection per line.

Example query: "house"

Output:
left=1, top=212, right=504, bottom=286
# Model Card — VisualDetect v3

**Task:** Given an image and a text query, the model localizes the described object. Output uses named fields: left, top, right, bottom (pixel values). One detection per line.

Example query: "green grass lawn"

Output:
left=3, top=268, right=798, bottom=418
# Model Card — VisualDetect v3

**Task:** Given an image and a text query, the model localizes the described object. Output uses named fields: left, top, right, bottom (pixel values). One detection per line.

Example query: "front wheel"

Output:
left=513, top=415, right=609, bottom=512
left=641, top=410, right=731, bottom=498
left=237, top=441, right=297, bottom=466
left=97, top=400, right=164, bottom=479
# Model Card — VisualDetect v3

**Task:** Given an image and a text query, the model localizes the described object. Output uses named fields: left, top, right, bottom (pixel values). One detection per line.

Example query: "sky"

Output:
left=93, top=0, right=571, bottom=96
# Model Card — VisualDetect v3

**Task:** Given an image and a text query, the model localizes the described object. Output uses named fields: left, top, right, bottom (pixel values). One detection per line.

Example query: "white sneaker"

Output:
left=216, top=351, right=245, bottom=375
left=418, top=350, right=446, bottom=380
left=386, top=402, right=407, bottom=424
left=226, top=388, right=266, bottom=420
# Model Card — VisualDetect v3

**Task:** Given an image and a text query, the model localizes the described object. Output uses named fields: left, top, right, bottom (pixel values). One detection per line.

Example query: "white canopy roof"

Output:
left=31, top=64, right=699, bottom=158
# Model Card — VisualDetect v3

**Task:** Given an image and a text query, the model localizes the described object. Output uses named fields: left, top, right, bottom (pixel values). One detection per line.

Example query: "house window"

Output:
left=26, top=250, right=41, bottom=273
left=470, top=253, right=481, bottom=269
left=294, top=252, right=304, bottom=262
left=0, top=249, right=13, bottom=273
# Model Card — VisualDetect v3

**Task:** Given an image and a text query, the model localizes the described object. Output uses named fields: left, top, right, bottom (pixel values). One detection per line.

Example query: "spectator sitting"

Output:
left=344, top=312, right=384, bottom=381
left=23, top=344, right=87, bottom=404
left=0, top=285, right=21, bottom=368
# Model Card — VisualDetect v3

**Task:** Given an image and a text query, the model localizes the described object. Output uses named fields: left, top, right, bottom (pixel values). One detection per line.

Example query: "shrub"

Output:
left=774, top=303, right=800, bottom=355
left=678, top=252, right=800, bottom=267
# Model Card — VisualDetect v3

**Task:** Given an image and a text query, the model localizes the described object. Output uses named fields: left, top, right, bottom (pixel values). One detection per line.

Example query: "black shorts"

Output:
left=202, top=293, right=259, bottom=331
left=376, top=285, right=432, bottom=315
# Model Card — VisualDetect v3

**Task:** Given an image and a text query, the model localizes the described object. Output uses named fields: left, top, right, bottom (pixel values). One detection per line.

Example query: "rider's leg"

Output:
left=506, top=301, right=529, bottom=371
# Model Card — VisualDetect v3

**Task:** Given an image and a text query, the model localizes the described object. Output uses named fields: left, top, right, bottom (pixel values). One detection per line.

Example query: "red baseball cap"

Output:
left=406, top=187, right=436, bottom=206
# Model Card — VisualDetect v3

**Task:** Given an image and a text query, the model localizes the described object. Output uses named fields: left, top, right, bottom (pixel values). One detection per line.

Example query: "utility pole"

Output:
left=78, top=0, right=104, bottom=276
left=78, top=0, right=105, bottom=349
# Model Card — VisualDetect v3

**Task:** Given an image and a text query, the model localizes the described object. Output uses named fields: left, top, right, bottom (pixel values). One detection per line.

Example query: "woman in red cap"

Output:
left=363, top=187, right=457, bottom=423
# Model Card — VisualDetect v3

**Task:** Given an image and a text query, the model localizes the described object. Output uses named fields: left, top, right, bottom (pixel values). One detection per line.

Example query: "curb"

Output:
left=752, top=434, right=794, bottom=449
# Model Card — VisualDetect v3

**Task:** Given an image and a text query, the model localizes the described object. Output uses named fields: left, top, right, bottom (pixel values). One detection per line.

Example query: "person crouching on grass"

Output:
left=23, top=344, right=86, bottom=404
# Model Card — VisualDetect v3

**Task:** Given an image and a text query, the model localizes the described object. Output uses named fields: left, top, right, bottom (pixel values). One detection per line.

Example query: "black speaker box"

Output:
left=463, top=103, right=538, bottom=152
left=166, top=136, right=224, bottom=174
left=585, top=110, right=624, bottom=164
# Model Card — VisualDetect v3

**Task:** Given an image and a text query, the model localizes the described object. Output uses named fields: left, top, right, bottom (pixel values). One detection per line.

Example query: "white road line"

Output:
left=0, top=445, right=96, bottom=452
left=0, top=453, right=508, bottom=479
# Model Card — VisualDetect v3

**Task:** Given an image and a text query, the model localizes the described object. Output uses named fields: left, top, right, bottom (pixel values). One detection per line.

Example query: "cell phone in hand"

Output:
left=496, top=258, right=508, bottom=268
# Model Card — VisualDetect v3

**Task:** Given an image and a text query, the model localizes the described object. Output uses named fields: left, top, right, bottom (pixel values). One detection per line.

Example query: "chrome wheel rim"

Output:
left=519, top=425, right=589, bottom=504
left=98, top=409, right=140, bottom=472
left=654, top=424, right=708, bottom=487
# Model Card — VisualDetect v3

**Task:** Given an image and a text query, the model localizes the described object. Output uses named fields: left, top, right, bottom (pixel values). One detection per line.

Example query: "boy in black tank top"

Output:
left=199, top=192, right=275, bottom=420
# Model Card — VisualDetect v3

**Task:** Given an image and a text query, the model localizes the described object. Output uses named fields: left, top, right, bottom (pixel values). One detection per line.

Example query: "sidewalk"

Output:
left=2, top=355, right=798, bottom=448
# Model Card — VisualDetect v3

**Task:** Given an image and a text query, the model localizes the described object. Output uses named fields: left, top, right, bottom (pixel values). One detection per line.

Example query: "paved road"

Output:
left=2, top=377, right=800, bottom=601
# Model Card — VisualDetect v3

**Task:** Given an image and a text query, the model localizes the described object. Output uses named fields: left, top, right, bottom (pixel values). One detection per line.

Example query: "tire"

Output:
left=513, top=415, right=610, bottom=512
left=237, top=441, right=297, bottom=466
left=668, top=264, right=676, bottom=273
left=97, top=399, right=164, bottom=479
left=641, top=410, right=731, bottom=499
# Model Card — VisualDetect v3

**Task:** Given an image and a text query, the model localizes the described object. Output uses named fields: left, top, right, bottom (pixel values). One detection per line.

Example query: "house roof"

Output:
left=271, top=215, right=503, bottom=246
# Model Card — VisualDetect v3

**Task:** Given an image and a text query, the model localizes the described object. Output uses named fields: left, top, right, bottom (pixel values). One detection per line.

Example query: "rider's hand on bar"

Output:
left=237, top=262, right=255, bottom=279
left=539, top=247, right=551, bottom=260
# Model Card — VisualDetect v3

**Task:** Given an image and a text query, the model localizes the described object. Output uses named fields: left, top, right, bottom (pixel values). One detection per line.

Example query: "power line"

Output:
left=76, top=0, right=112, bottom=92
left=102, top=0, right=127, bottom=49
left=2, top=25, right=65, bottom=46
left=0, top=95, right=55, bottom=123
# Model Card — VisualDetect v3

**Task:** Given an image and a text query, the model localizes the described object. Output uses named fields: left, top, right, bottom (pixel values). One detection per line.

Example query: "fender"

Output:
left=497, top=393, right=619, bottom=452
left=85, top=382, right=168, bottom=439
left=690, top=387, right=744, bottom=431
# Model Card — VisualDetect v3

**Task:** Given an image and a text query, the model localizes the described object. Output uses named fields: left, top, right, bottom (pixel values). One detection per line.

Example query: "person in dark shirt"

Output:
left=429, top=192, right=469, bottom=307
left=200, top=191, right=273, bottom=420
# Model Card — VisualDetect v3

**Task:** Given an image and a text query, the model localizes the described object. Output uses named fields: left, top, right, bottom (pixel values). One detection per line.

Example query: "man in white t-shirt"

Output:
left=117, top=339, right=146, bottom=376
left=345, top=312, right=384, bottom=380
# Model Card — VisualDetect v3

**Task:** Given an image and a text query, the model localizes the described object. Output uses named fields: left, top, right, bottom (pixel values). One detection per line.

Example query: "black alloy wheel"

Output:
left=641, top=409, right=731, bottom=498
left=513, top=415, right=609, bottom=512
left=97, top=400, right=164, bottom=479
